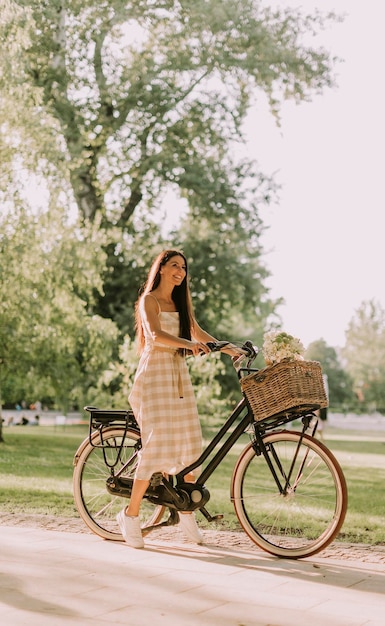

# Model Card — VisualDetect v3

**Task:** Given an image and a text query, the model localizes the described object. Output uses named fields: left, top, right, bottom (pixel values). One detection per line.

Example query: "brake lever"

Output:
left=243, top=340, right=258, bottom=359
left=206, top=341, right=230, bottom=352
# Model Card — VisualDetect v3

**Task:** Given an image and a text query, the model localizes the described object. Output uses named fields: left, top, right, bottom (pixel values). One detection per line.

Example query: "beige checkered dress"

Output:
left=129, top=307, right=202, bottom=481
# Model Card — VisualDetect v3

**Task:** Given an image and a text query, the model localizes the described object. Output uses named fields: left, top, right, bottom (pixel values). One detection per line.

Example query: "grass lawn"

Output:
left=321, top=429, right=385, bottom=545
left=0, top=423, right=384, bottom=545
left=0, top=426, right=88, bottom=517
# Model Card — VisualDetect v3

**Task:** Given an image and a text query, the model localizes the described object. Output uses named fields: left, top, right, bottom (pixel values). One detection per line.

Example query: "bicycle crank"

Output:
left=106, top=475, right=133, bottom=498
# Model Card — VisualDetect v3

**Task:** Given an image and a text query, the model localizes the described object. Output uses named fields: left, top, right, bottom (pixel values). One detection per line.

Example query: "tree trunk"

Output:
left=69, top=165, right=103, bottom=223
left=0, top=382, right=4, bottom=443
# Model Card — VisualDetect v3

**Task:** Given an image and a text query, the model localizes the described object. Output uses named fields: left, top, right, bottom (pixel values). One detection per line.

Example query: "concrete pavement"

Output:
left=1, top=525, right=384, bottom=626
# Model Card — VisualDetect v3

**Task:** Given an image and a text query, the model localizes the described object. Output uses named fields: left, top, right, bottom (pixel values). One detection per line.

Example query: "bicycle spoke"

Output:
left=73, top=427, right=165, bottom=540
left=231, top=431, right=347, bottom=558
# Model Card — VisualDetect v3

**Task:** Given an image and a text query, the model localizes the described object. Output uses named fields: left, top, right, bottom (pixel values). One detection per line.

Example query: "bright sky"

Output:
left=165, top=0, right=384, bottom=349
left=245, top=0, right=385, bottom=348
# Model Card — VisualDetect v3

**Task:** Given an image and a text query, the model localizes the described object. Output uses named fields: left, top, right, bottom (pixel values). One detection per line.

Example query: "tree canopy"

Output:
left=305, top=339, right=354, bottom=410
left=1, top=0, right=338, bottom=227
left=342, top=301, right=385, bottom=412
left=0, top=208, right=118, bottom=418
left=0, top=1, right=344, bottom=422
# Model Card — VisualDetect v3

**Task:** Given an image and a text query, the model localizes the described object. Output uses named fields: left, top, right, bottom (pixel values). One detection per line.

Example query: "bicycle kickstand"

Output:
left=199, top=507, right=224, bottom=523
left=142, top=508, right=179, bottom=536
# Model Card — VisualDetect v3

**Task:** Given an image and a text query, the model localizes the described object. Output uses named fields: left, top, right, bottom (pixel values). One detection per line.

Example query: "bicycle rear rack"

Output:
left=84, top=406, right=140, bottom=472
left=85, top=405, right=137, bottom=436
left=85, top=405, right=136, bottom=425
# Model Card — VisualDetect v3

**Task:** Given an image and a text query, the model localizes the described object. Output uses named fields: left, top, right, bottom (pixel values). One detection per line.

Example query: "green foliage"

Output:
left=0, top=208, right=119, bottom=413
left=2, top=0, right=336, bottom=220
left=173, top=212, right=274, bottom=339
left=305, top=339, right=355, bottom=410
left=87, top=335, right=139, bottom=409
left=1, top=0, right=338, bottom=229
left=0, top=0, right=342, bottom=418
left=93, top=216, right=166, bottom=337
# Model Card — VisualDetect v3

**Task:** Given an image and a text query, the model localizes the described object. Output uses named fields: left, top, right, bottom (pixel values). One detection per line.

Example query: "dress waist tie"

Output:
left=151, top=347, right=184, bottom=398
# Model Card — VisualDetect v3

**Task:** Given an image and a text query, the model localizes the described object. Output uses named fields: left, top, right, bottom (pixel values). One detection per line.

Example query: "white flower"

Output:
left=262, top=331, right=305, bottom=365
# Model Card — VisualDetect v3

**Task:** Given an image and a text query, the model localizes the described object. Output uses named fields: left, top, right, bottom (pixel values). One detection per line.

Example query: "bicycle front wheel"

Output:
left=73, top=426, right=165, bottom=541
left=231, top=430, right=347, bottom=559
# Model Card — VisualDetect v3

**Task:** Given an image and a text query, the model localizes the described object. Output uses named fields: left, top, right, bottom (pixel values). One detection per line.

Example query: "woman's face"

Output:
left=160, top=255, right=187, bottom=287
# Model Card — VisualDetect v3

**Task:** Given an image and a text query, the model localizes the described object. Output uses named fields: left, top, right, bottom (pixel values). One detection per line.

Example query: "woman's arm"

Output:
left=191, top=319, right=216, bottom=345
left=191, top=320, right=242, bottom=357
left=142, top=295, right=209, bottom=355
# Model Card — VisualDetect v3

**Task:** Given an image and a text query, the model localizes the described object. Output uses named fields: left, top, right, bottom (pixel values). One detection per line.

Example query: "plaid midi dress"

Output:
left=129, top=306, right=202, bottom=481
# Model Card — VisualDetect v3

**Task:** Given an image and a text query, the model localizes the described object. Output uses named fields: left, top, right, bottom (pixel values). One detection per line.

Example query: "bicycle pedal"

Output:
left=149, top=472, right=163, bottom=487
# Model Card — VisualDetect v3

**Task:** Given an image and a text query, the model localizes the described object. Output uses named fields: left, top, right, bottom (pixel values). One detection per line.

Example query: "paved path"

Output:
left=1, top=524, right=384, bottom=626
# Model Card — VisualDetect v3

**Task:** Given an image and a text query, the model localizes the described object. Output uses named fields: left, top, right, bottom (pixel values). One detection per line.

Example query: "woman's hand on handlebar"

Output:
left=189, top=340, right=211, bottom=356
left=205, top=340, right=245, bottom=355
left=205, top=340, right=258, bottom=366
left=223, top=343, right=245, bottom=358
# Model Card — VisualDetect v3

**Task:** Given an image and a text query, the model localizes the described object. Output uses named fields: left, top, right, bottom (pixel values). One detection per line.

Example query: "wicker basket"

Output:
left=240, top=359, right=328, bottom=423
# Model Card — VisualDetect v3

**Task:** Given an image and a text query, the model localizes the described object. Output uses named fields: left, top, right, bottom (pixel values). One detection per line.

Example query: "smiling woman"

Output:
left=116, top=249, right=242, bottom=548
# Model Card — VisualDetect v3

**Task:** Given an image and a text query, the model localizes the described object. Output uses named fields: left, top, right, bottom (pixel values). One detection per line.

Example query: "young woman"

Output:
left=117, top=249, right=240, bottom=548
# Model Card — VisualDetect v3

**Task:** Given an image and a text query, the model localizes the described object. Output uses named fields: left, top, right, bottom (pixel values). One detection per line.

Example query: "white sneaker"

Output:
left=116, top=510, right=144, bottom=548
left=178, top=513, right=203, bottom=544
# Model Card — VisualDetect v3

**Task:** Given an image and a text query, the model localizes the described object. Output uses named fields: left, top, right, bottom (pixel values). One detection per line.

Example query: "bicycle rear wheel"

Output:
left=73, top=426, right=165, bottom=541
left=231, top=430, right=347, bottom=559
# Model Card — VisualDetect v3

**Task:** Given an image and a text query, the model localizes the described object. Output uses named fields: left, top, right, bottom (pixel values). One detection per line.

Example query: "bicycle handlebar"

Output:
left=206, top=340, right=259, bottom=368
left=206, top=341, right=231, bottom=352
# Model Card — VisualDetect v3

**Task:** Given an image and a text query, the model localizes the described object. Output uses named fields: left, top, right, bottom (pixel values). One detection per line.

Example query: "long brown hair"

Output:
left=134, top=250, right=194, bottom=354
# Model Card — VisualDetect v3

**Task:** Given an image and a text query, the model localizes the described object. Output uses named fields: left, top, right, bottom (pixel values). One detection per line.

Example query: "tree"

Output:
left=1, top=0, right=338, bottom=227
left=92, top=215, right=166, bottom=337
left=0, top=207, right=119, bottom=439
left=342, top=301, right=385, bottom=413
left=0, top=1, right=339, bottom=345
left=0, top=1, right=341, bottom=418
left=305, top=339, right=354, bottom=410
left=177, top=208, right=274, bottom=361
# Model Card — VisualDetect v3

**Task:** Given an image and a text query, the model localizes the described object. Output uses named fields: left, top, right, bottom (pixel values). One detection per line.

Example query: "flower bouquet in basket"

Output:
left=241, top=331, right=327, bottom=422
left=262, top=331, right=305, bottom=366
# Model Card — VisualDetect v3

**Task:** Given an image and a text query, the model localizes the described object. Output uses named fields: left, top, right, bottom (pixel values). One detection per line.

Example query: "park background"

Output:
left=1, top=0, right=385, bottom=547
left=1, top=0, right=385, bottom=420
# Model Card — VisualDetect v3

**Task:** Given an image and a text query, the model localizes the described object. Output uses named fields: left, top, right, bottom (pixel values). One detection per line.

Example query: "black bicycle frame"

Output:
left=177, top=397, right=253, bottom=486
left=87, top=400, right=316, bottom=514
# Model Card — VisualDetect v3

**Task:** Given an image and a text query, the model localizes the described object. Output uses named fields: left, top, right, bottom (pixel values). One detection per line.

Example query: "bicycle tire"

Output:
left=231, top=430, right=347, bottom=559
left=73, top=426, right=165, bottom=541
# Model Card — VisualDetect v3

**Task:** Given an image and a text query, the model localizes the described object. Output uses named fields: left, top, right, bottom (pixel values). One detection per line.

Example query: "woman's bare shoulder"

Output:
left=142, top=292, right=161, bottom=313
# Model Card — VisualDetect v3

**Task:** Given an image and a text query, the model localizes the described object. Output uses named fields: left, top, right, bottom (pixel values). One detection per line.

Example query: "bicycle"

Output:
left=73, top=341, right=347, bottom=559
